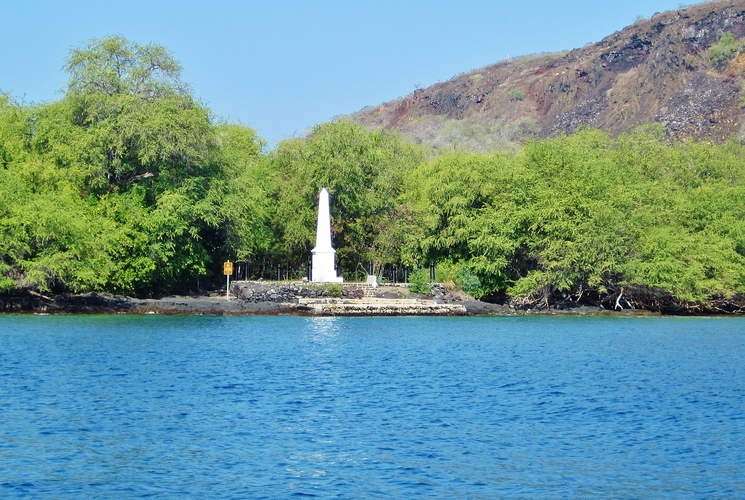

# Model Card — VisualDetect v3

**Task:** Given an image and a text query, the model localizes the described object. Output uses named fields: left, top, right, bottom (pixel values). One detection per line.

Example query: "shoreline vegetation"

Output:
left=4, top=36, right=745, bottom=313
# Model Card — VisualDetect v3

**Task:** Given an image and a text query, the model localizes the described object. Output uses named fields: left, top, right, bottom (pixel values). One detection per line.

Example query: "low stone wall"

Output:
left=231, top=281, right=372, bottom=303
left=230, top=280, right=454, bottom=303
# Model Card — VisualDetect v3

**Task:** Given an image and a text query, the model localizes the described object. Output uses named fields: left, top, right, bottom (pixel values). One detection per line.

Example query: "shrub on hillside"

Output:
left=508, top=89, right=525, bottom=101
left=710, top=31, right=744, bottom=68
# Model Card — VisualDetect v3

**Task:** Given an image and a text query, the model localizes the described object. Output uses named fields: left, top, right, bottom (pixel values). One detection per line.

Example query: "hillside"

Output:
left=350, top=0, right=745, bottom=151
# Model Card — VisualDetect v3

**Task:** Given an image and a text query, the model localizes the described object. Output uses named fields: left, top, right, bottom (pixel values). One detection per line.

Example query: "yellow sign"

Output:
left=223, top=261, right=233, bottom=276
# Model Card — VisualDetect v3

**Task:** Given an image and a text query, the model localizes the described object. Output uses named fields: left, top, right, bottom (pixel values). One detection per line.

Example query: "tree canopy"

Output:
left=0, top=37, right=262, bottom=295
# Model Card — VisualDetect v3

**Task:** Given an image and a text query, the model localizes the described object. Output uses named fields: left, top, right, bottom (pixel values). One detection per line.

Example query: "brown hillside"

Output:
left=349, top=0, right=745, bottom=151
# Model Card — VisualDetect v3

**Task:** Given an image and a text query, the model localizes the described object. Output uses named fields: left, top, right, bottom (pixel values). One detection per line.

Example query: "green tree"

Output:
left=214, top=123, right=274, bottom=264
left=0, top=37, right=248, bottom=295
left=267, top=121, right=424, bottom=279
left=65, top=35, right=185, bottom=100
left=403, top=150, right=527, bottom=295
left=63, top=35, right=215, bottom=192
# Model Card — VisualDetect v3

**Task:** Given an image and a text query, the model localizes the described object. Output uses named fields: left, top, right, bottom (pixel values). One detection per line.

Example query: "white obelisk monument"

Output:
left=311, top=188, right=343, bottom=283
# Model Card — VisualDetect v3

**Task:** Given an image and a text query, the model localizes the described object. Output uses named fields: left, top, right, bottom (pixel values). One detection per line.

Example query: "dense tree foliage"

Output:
left=404, top=126, right=745, bottom=303
left=266, top=121, right=424, bottom=279
left=0, top=37, right=264, bottom=296
left=3, top=36, right=745, bottom=309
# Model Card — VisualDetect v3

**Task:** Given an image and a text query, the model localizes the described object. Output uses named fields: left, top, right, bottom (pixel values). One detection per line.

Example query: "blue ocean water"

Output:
left=0, top=315, right=743, bottom=498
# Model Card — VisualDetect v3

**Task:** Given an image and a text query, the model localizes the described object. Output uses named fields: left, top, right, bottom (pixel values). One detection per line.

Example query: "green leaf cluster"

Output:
left=408, top=268, right=432, bottom=295
left=710, top=31, right=745, bottom=69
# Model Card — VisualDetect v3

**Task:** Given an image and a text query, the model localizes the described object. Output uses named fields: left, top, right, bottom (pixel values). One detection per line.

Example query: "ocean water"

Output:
left=0, top=315, right=743, bottom=498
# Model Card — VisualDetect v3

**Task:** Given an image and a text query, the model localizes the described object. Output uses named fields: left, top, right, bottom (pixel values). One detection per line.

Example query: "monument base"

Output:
left=311, top=249, right=343, bottom=283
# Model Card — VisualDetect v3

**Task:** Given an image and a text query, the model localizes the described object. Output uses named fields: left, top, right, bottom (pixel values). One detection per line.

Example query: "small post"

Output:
left=277, top=264, right=281, bottom=281
left=223, top=261, right=233, bottom=300
left=430, top=262, right=435, bottom=282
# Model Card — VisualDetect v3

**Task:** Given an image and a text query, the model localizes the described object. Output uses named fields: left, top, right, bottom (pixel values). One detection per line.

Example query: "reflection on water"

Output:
left=306, top=316, right=342, bottom=342
left=0, top=315, right=743, bottom=498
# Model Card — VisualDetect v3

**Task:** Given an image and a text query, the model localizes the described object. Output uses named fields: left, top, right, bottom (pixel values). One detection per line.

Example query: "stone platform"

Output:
left=296, top=297, right=467, bottom=316
left=230, top=281, right=471, bottom=316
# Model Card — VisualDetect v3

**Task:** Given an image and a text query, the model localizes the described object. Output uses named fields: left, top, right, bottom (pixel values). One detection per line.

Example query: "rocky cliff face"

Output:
left=350, top=0, right=745, bottom=151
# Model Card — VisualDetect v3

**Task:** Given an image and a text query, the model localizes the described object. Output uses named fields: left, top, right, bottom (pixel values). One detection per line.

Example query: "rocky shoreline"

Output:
left=1, top=281, right=741, bottom=316
left=0, top=281, right=586, bottom=316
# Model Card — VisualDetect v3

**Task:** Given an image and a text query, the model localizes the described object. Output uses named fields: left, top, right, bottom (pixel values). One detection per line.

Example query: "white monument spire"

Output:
left=311, top=188, right=343, bottom=283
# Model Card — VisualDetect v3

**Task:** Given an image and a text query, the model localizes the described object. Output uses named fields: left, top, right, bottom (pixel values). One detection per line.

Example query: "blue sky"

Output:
left=2, top=0, right=687, bottom=145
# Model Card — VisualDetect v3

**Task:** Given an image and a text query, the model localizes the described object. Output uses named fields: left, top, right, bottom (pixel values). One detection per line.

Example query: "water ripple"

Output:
left=0, top=315, right=743, bottom=497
